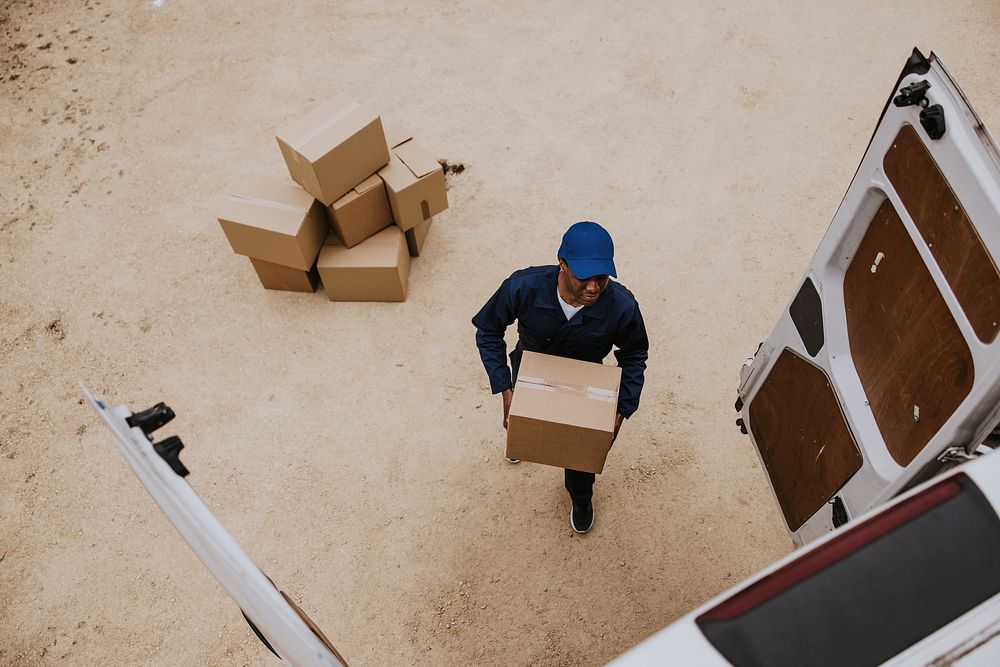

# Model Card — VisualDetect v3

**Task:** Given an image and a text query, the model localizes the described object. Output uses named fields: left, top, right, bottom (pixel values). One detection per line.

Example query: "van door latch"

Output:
left=919, top=104, right=946, bottom=140
left=893, top=80, right=931, bottom=107
left=892, top=80, right=946, bottom=139
left=831, top=496, right=849, bottom=528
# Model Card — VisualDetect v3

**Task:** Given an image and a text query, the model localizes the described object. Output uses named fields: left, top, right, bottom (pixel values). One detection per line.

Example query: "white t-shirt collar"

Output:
left=556, top=287, right=585, bottom=321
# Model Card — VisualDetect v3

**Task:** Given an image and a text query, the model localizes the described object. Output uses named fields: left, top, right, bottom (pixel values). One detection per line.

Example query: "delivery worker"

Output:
left=472, top=221, right=649, bottom=534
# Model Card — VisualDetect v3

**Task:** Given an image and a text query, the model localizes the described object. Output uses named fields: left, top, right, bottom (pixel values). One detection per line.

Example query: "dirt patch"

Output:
left=44, top=319, right=65, bottom=341
left=438, top=159, right=466, bottom=176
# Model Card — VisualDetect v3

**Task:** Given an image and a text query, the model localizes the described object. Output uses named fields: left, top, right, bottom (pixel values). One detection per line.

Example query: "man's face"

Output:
left=560, top=260, right=610, bottom=306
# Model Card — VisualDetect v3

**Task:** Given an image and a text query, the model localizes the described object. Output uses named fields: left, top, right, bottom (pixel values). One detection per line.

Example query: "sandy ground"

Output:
left=2, top=1, right=999, bottom=665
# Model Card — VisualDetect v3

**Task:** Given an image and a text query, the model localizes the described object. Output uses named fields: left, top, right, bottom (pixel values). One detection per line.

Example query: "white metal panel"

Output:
left=607, top=617, right=730, bottom=666
left=738, top=52, right=1000, bottom=546
left=81, top=384, right=344, bottom=667
left=883, top=596, right=1000, bottom=667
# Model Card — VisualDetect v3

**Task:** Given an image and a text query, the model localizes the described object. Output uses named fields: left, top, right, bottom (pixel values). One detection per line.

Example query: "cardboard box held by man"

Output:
left=506, top=352, right=621, bottom=474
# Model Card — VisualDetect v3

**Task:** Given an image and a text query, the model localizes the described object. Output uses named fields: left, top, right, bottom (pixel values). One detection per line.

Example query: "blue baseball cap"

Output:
left=557, top=221, right=617, bottom=279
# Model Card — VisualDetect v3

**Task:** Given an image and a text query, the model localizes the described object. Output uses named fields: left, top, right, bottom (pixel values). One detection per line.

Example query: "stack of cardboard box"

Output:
left=218, top=98, right=448, bottom=301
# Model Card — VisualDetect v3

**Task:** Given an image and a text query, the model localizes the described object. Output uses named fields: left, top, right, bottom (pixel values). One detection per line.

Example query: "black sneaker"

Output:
left=570, top=502, right=594, bottom=534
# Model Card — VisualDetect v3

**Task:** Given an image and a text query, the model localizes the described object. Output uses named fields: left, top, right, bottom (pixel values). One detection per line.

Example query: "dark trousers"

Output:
left=565, top=468, right=595, bottom=506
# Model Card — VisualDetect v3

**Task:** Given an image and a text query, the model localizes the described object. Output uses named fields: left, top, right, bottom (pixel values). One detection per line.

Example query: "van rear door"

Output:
left=81, top=384, right=348, bottom=666
left=736, top=48, right=1000, bottom=546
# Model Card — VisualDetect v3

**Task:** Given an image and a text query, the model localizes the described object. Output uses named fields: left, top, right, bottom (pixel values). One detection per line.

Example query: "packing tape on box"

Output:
left=516, top=376, right=616, bottom=403
left=228, top=194, right=303, bottom=213
left=292, top=101, right=362, bottom=150
left=585, top=387, right=616, bottom=402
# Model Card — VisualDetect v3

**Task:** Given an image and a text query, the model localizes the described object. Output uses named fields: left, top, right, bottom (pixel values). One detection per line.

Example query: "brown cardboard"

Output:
left=248, top=257, right=318, bottom=292
left=316, top=226, right=410, bottom=302
left=506, top=352, right=622, bottom=474
left=327, top=174, right=393, bottom=248
left=218, top=179, right=328, bottom=270
left=276, top=98, right=390, bottom=205
left=404, top=218, right=432, bottom=257
left=384, top=125, right=413, bottom=150
left=377, top=129, right=448, bottom=231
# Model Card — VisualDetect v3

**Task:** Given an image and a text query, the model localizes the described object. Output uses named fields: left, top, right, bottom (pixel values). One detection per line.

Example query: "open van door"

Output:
left=81, top=384, right=349, bottom=666
left=736, top=48, right=1000, bottom=547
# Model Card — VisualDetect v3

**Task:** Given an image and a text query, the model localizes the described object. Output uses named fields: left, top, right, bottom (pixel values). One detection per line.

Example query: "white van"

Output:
left=616, top=47, right=1000, bottom=665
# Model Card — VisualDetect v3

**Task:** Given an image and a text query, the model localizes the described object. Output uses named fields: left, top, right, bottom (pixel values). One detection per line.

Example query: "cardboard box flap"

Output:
left=509, top=352, right=621, bottom=433
left=277, top=98, right=378, bottom=161
left=226, top=193, right=303, bottom=214
left=329, top=175, right=381, bottom=211
left=394, top=138, right=441, bottom=179
left=326, top=246, right=399, bottom=268
left=318, top=227, right=402, bottom=268
left=510, top=378, right=618, bottom=434
left=228, top=179, right=314, bottom=212
left=385, top=126, right=413, bottom=150
left=517, top=376, right=617, bottom=403
left=513, top=378, right=618, bottom=432
left=519, top=352, right=621, bottom=392
left=218, top=180, right=316, bottom=236
left=354, top=226, right=401, bottom=246
left=324, top=227, right=397, bottom=246
left=291, top=100, right=361, bottom=149
left=377, top=154, right=414, bottom=187
left=330, top=189, right=360, bottom=210
left=277, top=97, right=356, bottom=144
left=354, top=174, right=384, bottom=195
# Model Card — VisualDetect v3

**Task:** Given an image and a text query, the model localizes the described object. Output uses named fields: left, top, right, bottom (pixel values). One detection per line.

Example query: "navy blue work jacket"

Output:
left=472, top=265, right=648, bottom=418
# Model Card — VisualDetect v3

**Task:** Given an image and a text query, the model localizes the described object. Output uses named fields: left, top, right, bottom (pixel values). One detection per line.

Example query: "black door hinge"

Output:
left=125, top=402, right=175, bottom=437
left=153, top=435, right=190, bottom=478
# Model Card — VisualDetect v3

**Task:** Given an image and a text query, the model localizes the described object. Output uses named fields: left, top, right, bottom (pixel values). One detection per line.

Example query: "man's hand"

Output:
left=610, top=413, right=625, bottom=447
left=502, top=389, right=514, bottom=429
